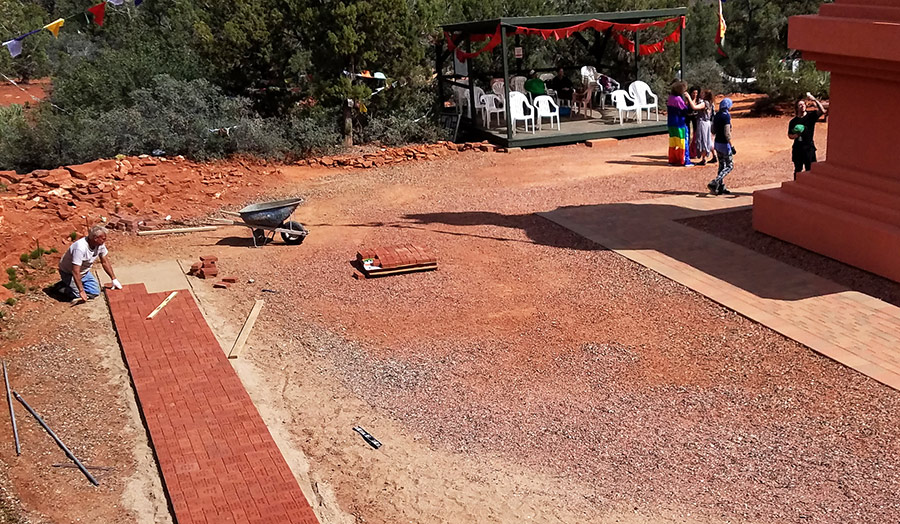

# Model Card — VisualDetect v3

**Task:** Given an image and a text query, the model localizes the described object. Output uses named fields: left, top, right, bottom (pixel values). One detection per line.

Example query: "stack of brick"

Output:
left=187, top=255, right=239, bottom=288
left=356, top=244, right=437, bottom=278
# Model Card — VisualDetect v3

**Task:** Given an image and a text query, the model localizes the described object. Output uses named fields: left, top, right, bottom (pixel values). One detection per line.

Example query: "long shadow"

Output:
left=641, top=189, right=754, bottom=198
left=402, top=203, right=859, bottom=302
left=606, top=159, right=670, bottom=167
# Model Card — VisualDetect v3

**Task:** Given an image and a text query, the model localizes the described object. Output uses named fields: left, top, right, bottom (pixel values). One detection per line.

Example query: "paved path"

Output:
left=107, top=284, right=319, bottom=524
left=540, top=184, right=900, bottom=391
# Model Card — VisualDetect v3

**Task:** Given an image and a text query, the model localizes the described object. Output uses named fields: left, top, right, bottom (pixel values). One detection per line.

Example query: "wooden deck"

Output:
left=474, top=107, right=667, bottom=148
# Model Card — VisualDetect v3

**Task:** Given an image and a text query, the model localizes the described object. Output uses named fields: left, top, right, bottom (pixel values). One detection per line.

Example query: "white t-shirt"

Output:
left=59, top=238, right=108, bottom=273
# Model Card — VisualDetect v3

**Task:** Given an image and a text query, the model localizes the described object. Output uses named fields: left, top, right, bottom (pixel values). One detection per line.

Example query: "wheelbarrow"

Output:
left=212, top=198, right=308, bottom=247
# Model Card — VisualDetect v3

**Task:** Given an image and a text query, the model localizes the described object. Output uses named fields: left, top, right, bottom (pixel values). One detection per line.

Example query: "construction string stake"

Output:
left=2, top=362, right=20, bottom=456
left=12, top=391, right=98, bottom=486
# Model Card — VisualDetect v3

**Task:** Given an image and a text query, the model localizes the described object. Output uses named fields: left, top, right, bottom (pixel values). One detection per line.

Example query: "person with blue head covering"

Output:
left=708, top=97, right=736, bottom=194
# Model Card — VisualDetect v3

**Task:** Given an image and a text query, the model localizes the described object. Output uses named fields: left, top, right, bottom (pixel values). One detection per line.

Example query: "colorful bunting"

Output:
left=3, top=40, right=23, bottom=58
left=88, top=2, right=107, bottom=27
left=444, top=16, right=685, bottom=61
left=43, top=18, right=65, bottom=38
left=3, top=1, right=144, bottom=59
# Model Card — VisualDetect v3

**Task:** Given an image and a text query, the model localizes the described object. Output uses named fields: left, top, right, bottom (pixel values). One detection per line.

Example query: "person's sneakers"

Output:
left=707, top=180, right=718, bottom=193
left=717, top=185, right=732, bottom=195
left=698, top=159, right=707, bottom=166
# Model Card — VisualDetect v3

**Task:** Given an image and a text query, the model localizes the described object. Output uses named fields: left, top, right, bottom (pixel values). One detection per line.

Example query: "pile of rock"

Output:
left=303, top=141, right=505, bottom=169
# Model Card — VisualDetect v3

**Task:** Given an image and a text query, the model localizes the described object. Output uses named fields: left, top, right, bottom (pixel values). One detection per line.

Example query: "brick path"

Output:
left=106, top=284, right=319, bottom=524
left=540, top=184, right=900, bottom=391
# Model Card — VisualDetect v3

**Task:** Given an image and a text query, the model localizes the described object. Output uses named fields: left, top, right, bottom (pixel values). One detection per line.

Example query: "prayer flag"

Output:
left=88, top=2, right=107, bottom=26
left=3, top=40, right=22, bottom=58
left=108, top=0, right=124, bottom=5
left=43, top=18, right=65, bottom=38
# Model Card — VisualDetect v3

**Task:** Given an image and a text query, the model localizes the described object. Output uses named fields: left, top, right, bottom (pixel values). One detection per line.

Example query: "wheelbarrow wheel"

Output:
left=280, top=221, right=307, bottom=245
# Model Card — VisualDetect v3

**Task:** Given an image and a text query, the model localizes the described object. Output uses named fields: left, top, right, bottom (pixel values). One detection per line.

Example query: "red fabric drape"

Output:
left=443, top=15, right=685, bottom=61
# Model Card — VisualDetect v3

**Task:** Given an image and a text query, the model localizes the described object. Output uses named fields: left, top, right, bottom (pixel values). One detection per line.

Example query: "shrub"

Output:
left=757, top=56, right=830, bottom=101
left=5, top=298, right=16, bottom=306
left=69, top=232, right=78, bottom=241
left=684, top=59, right=727, bottom=96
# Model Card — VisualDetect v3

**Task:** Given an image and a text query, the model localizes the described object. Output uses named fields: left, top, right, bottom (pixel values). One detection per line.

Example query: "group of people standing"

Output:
left=667, top=80, right=827, bottom=195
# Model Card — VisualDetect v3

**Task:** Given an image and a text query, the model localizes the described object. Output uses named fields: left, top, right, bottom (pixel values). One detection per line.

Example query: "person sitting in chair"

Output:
left=546, top=67, right=574, bottom=104
left=524, top=70, right=546, bottom=97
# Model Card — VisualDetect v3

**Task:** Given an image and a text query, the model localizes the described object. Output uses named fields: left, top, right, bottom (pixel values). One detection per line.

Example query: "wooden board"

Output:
left=228, top=300, right=264, bottom=359
left=360, top=263, right=438, bottom=278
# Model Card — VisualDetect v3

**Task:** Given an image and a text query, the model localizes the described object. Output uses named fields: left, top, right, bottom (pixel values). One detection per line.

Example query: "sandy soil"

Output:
left=1, top=115, right=898, bottom=524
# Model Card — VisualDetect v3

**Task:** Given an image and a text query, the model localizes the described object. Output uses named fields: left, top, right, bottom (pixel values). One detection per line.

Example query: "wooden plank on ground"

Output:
left=137, top=226, right=218, bottom=236
left=228, top=300, right=264, bottom=359
left=361, top=263, right=438, bottom=278
left=147, top=292, right=178, bottom=320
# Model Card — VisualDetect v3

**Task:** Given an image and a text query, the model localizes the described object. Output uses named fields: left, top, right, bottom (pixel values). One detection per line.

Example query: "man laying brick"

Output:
left=57, top=226, right=121, bottom=303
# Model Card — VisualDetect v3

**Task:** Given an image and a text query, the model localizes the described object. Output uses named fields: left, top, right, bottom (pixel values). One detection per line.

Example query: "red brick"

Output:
left=221, top=277, right=238, bottom=284
left=189, top=262, right=202, bottom=274
left=199, top=255, right=218, bottom=262
left=213, top=282, right=231, bottom=289
left=198, top=267, right=218, bottom=279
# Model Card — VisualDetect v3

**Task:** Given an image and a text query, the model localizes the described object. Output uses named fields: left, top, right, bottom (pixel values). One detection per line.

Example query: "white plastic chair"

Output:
left=510, top=76, right=527, bottom=94
left=573, top=82, right=595, bottom=117
left=533, top=95, right=560, bottom=131
left=491, top=79, right=505, bottom=97
left=473, top=86, right=487, bottom=124
left=627, top=81, right=659, bottom=121
left=452, top=85, right=470, bottom=118
left=481, top=94, right=505, bottom=128
left=610, top=90, right=641, bottom=125
left=508, top=91, right=535, bottom=135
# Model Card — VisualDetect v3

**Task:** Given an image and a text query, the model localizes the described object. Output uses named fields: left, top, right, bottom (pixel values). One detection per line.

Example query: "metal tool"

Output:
left=3, top=362, right=19, bottom=455
left=353, top=426, right=382, bottom=449
left=13, top=392, right=98, bottom=486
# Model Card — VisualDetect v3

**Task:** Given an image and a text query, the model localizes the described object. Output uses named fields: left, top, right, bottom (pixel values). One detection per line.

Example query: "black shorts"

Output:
left=792, top=147, right=817, bottom=173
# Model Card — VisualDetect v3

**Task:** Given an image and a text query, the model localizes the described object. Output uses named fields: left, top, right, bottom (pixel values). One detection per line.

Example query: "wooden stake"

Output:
left=137, top=226, right=218, bottom=236
left=146, top=291, right=178, bottom=320
left=228, top=300, right=264, bottom=359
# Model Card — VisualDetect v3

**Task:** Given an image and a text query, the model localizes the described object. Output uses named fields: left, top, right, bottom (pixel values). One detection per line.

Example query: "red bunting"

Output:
left=443, top=15, right=685, bottom=61
left=88, top=2, right=107, bottom=26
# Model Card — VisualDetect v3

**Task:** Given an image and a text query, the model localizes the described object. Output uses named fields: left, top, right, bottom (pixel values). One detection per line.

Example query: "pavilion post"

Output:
left=680, top=23, right=686, bottom=80
left=634, top=30, right=640, bottom=80
left=466, top=35, right=477, bottom=126
left=435, top=40, right=445, bottom=119
left=501, top=25, right=513, bottom=143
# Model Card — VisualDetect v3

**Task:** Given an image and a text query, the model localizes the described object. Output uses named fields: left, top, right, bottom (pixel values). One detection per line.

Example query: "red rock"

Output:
left=66, top=159, right=117, bottom=180
left=0, top=171, right=22, bottom=184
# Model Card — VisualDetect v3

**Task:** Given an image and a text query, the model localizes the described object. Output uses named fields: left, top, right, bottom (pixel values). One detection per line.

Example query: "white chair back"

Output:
left=533, top=95, right=558, bottom=116
left=628, top=81, right=651, bottom=104
left=509, top=91, right=533, bottom=119
left=473, top=86, right=486, bottom=108
left=511, top=76, right=527, bottom=93
left=491, top=79, right=505, bottom=96
left=611, top=90, right=633, bottom=109
left=482, top=93, right=503, bottom=111
left=539, top=73, right=555, bottom=83
left=580, top=66, right=597, bottom=85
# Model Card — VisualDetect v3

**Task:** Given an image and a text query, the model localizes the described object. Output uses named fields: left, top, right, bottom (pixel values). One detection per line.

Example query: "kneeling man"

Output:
left=58, top=226, right=121, bottom=303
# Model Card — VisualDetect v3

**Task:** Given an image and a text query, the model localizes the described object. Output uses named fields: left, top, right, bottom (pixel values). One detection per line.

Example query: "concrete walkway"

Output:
left=540, top=184, right=900, bottom=391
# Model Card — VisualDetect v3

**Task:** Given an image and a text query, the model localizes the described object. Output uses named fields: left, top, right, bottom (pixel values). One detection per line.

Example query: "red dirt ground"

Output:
left=2, top=113, right=897, bottom=524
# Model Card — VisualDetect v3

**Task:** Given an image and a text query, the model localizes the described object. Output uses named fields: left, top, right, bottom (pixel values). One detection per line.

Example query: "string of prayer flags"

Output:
left=43, top=19, right=65, bottom=38
left=3, top=0, right=144, bottom=58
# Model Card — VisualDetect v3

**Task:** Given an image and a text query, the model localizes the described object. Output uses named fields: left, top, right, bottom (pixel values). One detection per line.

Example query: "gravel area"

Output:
left=679, top=208, right=900, bottom=308
left=124, top=117, right=900, bottom=523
